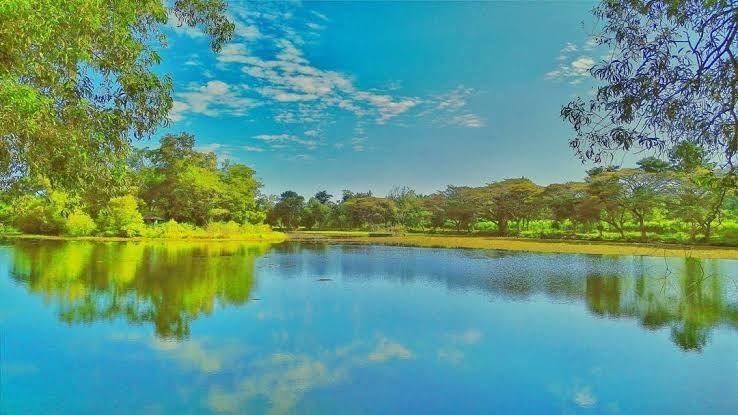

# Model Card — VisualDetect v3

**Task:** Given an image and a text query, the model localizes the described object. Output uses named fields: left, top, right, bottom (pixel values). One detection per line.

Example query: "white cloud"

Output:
left=448, top=114, right=485, bottom=128
left=574, top=387, right=597, bottom=408
left=243, top=145, right=265, bottom=152
left=254, top=134, right=319, bottom=150
left=211, top=13, right=426, bottom=127
left=170, top=80, right=257, bottom=121
left=547, top=40, right=599, bottom=82
left=311, top=10, right=329, bottom=21
left=306, top=22, right=325, bottom=31
left=367, top=337, right=413, bottom=362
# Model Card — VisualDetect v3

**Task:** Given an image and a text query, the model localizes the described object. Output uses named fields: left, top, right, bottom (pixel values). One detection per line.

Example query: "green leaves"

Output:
left=0, top=0, right=233, bottom=191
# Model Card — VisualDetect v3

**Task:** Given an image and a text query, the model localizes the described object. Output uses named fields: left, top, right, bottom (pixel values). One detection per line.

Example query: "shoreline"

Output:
left=3, top=232, right=738, bottom=259
left=0, top=233, right=287, bottom=243
left=286, top=232, right=738, bottom=260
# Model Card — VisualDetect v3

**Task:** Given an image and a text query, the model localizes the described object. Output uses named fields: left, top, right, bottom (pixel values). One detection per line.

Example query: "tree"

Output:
left=388, top=186, right=430, bottom=229
left=0, top=0, right=234, bottom=191
left=561, top=1, right=738, bottom=165
left=541, top=182, right=596, bottom=231
left=586, top=170, right=629, bottom=237
left=667, top=140, right=732, bottom=241
left=637, top=157, right=671, bottom=173
left=587, top=168, right=674, bottom=239
left=134, top=133, right=262, bottom=225
left=314, top=190, right=333, bottom=204
left=302, top=197, right=332, bottom=229
left=268, top=191, right=305, bottom=230
left=479, top=178, right=542, bottom=235
left=341, top=197, right=397, bottom=229
left=669, top=141, right=710, bottom=173
left=438, top=186, right=479, bottom=232
left=98, top=195, right=145, bottom=237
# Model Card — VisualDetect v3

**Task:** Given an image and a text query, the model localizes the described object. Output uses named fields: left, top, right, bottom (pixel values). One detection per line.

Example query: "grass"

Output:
left=287, top=231, right=738, bottom=260
left=1, top=230, right=287, bottom=243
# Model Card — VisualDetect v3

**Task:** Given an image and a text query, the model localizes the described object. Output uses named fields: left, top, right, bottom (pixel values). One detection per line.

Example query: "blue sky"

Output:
left=153, top=0, right=609, bottom=197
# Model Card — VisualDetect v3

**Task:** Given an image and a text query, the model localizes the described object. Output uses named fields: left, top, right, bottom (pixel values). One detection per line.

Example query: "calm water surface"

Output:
left=0, top=240, right=737, bottom=414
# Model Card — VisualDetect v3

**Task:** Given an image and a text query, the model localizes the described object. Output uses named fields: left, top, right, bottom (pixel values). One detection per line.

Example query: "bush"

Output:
left=142, top=220, right=205, bottom=239
left=97, top=195, right=145, bottom=237
left=65, top=210, right=97, bottom=236
left=11, top=195, right=64, bottom=234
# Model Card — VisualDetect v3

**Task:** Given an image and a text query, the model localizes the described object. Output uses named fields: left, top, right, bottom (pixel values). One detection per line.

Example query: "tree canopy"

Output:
left=0, top=0, right=233, bottom=192
left=562, top=0, right=738, bottom=167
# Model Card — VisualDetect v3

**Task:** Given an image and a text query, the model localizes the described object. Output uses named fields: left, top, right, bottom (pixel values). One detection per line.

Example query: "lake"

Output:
left=0, top=240, right=736, bottom=414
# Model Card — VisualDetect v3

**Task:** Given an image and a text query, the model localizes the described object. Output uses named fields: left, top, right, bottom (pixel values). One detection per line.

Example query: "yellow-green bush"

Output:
left=97, top=195, right=145, bottom=237
left=141, top=219, right=285, bottom=241
left=65, top=210, right=97, bottom=236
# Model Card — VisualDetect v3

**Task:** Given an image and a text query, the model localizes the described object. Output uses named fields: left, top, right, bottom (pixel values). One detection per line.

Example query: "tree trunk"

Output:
left=703, top=222, right=712, bottom=242
left=497, top=220, right=508, bottom=236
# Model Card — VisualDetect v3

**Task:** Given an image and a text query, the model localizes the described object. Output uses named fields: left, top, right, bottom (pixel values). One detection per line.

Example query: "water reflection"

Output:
left=271, top=243, right=738, bottom=352
left=10, top=240, right=271, bottom=339
left=7, top=241, right=738, bottom=351
left=3, top=241, right=738, bottom=414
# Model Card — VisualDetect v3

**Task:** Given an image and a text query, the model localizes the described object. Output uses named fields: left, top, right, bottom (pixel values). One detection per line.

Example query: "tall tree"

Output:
left=0, top=0, right=233, bottom=191
left=268, top=191, right=305, bottom=230
left=480, top=178, right=542, bottom=235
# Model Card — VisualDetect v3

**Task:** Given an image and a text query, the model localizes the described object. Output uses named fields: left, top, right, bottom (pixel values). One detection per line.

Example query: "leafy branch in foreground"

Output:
left=562, top=0, right=738, bottom=166
left=0, top=0, right=233, bottom=192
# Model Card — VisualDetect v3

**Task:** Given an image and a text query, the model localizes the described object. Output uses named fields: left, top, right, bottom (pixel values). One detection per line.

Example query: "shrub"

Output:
left=97, top=195, right=145, bottom=237
left=65, top=210, right=97, bottom=236
left=143, top=220, right=205, bottom=239
left=11, top=195, right=64, bottom=234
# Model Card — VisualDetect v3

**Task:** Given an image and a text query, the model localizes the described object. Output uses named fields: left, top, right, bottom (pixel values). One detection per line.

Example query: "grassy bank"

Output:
left=0, top=229, right=287, bottom=243
left=287, top=231, right=738, bottom=260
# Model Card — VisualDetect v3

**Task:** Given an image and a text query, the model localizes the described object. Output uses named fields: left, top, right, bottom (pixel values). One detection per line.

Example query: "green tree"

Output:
left=667, top=141, right=733, bottom=242
left=480, top=178, right=542, bottom=235
left=0, top=0, right=234, bottom=191
left=302, top=197, right=332, bottom=229
left=268, top=191, right=305, bottom=230
left=314, top=190, right=333, bottom=204
left=438, top=186, right=479, bottom=232
left=341, top=196, right=397, bottom=229
left=98, top=195, right=145, bottom=237
left=134, top=133, right=262, bottom=225
left=388, top=186, right=430, bottom=230
left=541, top=182, right=596, bottom=232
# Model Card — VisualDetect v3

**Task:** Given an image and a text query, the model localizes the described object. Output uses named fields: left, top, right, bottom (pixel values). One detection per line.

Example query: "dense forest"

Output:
left=266, top=142, right=738, bottom=245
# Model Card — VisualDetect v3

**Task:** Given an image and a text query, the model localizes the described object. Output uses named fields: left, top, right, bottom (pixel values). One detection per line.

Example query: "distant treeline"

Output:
left=266, top=142, right=738, bottom=244
left=2, top=135, right=738, bottom=245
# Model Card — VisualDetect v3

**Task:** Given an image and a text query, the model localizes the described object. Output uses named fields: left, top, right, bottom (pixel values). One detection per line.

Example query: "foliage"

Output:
left=268, top=191, right=305, bottom=230
left=97, top=195, right=145, bottom=237
left=0, top=0, right=233, bottom=192
left=479, top=178, right=542, bottom=235
left=10, top=190, right=71, bottom=234
left=561, top=1, right=738, bottom=164
left=65, top=210, right=97, bottom=236
left=265, top=154, right=738, bottom=245
left=134, top=133, right=262, bottom=225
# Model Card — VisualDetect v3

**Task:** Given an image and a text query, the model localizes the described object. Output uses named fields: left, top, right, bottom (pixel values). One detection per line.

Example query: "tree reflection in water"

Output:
left=10, top=240, right=271, bottom=339
left=9, top=241, right=738, bottom=351
left=271, top=243, right=738, bottom=352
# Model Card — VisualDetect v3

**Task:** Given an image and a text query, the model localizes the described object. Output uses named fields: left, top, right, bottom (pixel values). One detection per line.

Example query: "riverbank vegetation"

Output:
left=267, top=142, right=738, bottom=246
left=0, top=133, right=284, bottom=241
